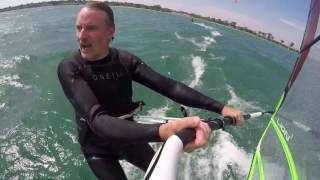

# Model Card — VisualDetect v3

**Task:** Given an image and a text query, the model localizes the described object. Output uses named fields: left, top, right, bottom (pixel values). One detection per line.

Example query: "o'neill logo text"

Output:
left=92, top=71, right=124, bottom=80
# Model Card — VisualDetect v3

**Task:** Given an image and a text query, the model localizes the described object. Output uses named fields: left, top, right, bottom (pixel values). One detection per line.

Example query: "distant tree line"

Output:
left=0, top=0, right=85, bottom=12
left=0, top=0, right=298, bottom=52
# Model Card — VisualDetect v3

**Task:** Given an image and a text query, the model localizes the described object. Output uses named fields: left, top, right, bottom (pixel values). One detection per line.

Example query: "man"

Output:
left=58, top=2, right=243, bottom=179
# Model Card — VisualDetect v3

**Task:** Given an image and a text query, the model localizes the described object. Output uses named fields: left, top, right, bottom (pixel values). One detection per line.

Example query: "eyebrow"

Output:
left=76, top=24, right=99, bottom=30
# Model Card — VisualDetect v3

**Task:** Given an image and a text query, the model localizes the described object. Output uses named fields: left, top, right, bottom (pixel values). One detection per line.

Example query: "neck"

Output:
left=83, top=48, right=110, bottom=61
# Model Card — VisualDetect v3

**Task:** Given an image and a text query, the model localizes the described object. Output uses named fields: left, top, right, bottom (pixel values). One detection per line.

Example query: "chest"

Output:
left=83, top=61, right=132, bottom=98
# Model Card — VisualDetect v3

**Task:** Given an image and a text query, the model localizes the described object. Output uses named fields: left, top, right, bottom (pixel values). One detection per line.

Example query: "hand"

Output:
left=159, top=116, right=200, bottom=140
left=159, top=116, right=212, bottom=153
left=221, top=106, right=244, bottom=126
left=184, top=121, right=211, bottom=153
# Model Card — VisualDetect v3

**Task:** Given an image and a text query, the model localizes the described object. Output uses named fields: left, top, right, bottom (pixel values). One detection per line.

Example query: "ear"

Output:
left=108, top=25, right=115, bottom=36
left=105, top=25, right=115, bottom=43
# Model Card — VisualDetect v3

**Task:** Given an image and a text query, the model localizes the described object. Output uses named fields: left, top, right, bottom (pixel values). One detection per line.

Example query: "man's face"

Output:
left=76, top=7, right=114, bottom=60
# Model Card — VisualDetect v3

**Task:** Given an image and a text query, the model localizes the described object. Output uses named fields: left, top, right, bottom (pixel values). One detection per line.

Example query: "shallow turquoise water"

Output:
left=0, top=5, right=297, bottom=179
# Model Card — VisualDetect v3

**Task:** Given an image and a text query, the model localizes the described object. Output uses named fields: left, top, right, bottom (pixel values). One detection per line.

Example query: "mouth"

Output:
left=80, top=43, right=92, bottom=52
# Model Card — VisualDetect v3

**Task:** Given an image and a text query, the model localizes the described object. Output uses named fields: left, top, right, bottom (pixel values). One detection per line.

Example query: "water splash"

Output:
left=0, top=75, right=31, bottom=89
left=209, top=53, right=226, bottom=61
left=193, top=22, right=222, bottom=37
left=0, top=103, right=5, bottom=110
left=177, top=130, right=251, bottom=180
left=0, top=124, right=82, bottom=179
left=161, top=55, right=169, bottom=60
left=174, top=32, right=216, bottom=51
left=194, top=36, right=216, bottom=51
left=226, top=84, right=264, bottom=112
left=0, top=56, right=31, bottom=91
left=175, top=31, right=184, bottom=40
left=211, top=31, right=222, bottom=37
left=193, top=22, right=216, bottom=31
left=0, top=55, right=30, bottom=69
left=211, top=130, right=252, bottom=180
left=147, top=104, right=171, bottom=117
left=189, top=56, right=206, bottom=88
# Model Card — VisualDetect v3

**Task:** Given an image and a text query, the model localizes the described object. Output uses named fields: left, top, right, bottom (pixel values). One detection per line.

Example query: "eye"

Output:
left=86, top=25, right=97, bottom=31
left=76, top=25, right=82, bottom=32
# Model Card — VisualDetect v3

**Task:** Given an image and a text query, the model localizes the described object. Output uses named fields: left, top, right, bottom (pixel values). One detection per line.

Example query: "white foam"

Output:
left=211, top=130, right=252, bottom=180
left=174, top=31, right=184, bottom=40
left=4, top=145, right=20, bottom=161
left=175, top=32, right=216, bottom=51
left=226, top=84, right=264, bottom=112
left=64, top=132, right=78, bottom=144
left=189, top=56, right=206, bottom=88
left=0, top=61, right=15, bottom=69
left=147, top=104, right=171, bottom=117
left=40, top=111, right=49, bottom=115
left=184, top=148, right=214, bottom=179
left=193, top=22, right=223, bottom=51
left=39, top=155, right=56, bottom=167
left=0, top=124, right=21, bottom=140
left=0, top=55, right=30, bottom=69
left=179, top=131, right=251, bottom=179
left=0, top=75, right=31, bottom=89
left=194, top=22, right=216, bottom=31
left=209, top=53, right=225, bottom=61
left=11, top=158, right=35, bottom=171
left=188, top=36, right=216, bottom=51
left=196, top=36, right=216, bottom=52
left=292, top=120, right=311, bottom=132
left=0, top=126, right=64, bottom=178
left=211, top=31, right=222, bottom=37
left=0, top=103, right=5, bottom=110
left=161, top=55, right=169, bottom=60
left=0, top=56, right=31, bottom=90
left=120, top=160, right=143, bottom=179
left=39, top=110, right=58, bottom=115
left=194, top=22, right=222, bottom=37
left=23, top=143, right=37, bottom=156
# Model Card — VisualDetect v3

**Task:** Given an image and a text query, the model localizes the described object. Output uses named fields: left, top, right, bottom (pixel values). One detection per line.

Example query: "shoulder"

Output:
left=110, top=47, right=144, bottom=71
left=110, top=47, right=141, bottom=62
left=57, top=51, right=83, bottom=74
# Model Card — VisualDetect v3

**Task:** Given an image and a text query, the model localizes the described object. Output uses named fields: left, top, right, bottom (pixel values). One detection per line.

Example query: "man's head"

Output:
left=76, top=2, right=115, bottom=60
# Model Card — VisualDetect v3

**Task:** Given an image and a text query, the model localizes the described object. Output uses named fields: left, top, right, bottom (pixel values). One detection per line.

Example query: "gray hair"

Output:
left=85, top=1, right=114, bottom=26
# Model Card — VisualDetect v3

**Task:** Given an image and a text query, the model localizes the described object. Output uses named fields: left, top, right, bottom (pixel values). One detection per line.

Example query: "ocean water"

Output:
left=0, top=5, right=298, bottom=180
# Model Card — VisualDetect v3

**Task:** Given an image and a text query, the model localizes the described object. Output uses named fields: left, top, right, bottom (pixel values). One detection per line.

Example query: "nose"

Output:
left=77, top=27, right=87, bottom=41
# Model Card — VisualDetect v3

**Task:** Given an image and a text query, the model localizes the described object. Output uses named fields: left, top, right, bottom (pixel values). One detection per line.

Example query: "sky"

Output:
left=0, top=0, right=311, bottom=48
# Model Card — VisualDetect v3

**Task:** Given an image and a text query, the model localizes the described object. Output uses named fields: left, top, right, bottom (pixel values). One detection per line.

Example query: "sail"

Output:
left=248, top=0, right=320, bottom=179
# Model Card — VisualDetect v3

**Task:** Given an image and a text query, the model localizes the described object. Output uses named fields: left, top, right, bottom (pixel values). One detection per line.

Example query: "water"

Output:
left=0, top=5, right=298, bottom=179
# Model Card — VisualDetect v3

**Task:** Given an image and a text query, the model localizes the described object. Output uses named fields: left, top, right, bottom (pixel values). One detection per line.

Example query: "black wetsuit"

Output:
left=57, top=47, right=224, bottom=179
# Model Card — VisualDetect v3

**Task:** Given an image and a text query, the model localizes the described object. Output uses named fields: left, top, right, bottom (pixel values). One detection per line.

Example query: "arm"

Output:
left=130, top=57, right=243, bottom=125
left=57, top=59, right=162, bottom=143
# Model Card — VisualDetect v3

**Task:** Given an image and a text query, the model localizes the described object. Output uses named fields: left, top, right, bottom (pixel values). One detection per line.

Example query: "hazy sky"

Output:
left=0, top=0, right=311, bottom=47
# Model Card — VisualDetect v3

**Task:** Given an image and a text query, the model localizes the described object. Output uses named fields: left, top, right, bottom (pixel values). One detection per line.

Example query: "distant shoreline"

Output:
left=0, top=0, right=299, bottom=52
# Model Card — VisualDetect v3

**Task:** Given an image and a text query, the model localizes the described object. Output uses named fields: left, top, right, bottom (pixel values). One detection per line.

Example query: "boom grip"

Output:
left=174, top=117, right=235, bottom=146
left=206, top=116, right=235, bottom=130
left=175, top=128, right=196, bottom=146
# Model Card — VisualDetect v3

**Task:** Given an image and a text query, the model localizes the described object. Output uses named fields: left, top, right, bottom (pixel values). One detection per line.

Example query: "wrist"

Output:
left=159, top=122, right=175, bottom=140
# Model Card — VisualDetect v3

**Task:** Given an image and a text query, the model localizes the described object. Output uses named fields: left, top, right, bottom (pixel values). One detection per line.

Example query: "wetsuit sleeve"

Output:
left=131, top=60, right=225, bottom=114
left=57, top=59, right=162, bottom=143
